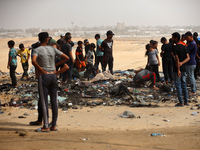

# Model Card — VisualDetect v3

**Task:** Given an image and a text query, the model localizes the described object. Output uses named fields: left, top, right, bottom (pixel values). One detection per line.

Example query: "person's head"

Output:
left=172, top=32, right=180, bottom=44
left=160, top=37, right=167, bottom=44
left=84, top=39, right=89, bottom=46
left=78, top=41, right=83, bottom=48
left=145, top=44, right=152, bottom=56
left=19, top=43, right=25, bottom=50
left=7, top=40, right=15, bottom=48
left=185, top=31, right=193, bottom=42
left=169, top=38, right=173, bottom=43
left=106, top=30, right=114, bottom=39
left=65, top=32, right=71, bottom=37
left=90, top=43, right=96, bottom=50
left=65, top=35, right=72, bottom=43
left=51, top=43, right=60, bottom=50
left=57, top=39, right=64, bottom=48
left=95, top=34, right=100, bottom=40
left=152, top=41, right=158, bottom=49
left=150, top=40, right=154, bottom=46
left=193, top=32, right=198, bottom=38
left=181, top=34, right=186, bottom=42
left=60, top=33, right=65, bottom=39
left=38, top=32, right=50, bottom=44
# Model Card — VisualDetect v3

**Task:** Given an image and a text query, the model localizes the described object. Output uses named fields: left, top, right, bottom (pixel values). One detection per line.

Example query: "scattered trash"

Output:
left=18, top=116, right=26, bottom=118
left=118, top=111, right=136, bottom=118
left=81, top=138, right=89, bottom=141
left=151, top=133, right=165, bottom=137
left=163, top=119, right=170, bottom=122
left=191, top=112, right=198, bottom=116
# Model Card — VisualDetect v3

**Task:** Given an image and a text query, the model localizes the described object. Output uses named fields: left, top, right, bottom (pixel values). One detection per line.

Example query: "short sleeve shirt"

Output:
left=86, top=50, right=94, bottom=64
left=61, top=43, right=72, bottom=62
left=33, top=46, right=63, bottom=72
left=76, top=47, right=84, bottom=61
left=17, top=48, right=30, bottom=63
left=173, top=44, right=188, bottom=72
left=187, top=40, right=197, bottom=65
left=9, top=48, right=17, bottom=66
left=101, top=39, right=113, bottom=57
left=148, top=49, right=158, bottom=65
left=96, top=39, right=104, bottom=56
left=161, top=43, right=172, bottom=60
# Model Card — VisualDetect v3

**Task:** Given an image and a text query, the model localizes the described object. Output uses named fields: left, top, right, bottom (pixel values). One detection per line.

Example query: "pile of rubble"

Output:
left=0, top=69, right=200, bottom=110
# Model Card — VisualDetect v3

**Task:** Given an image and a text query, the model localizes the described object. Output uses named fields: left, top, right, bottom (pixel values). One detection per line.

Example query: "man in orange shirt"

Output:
left=180, top=34, right=187, bottom=46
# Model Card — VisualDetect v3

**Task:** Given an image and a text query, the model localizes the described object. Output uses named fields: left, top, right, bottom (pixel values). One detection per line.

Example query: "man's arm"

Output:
left=179, top=54, right=190, bottom=67
left=175, top=55, right=181, bottom=77
left=55, top=53, right=69, bottom=67
left=56, top=64, right=69, bottom=76
left=32, top=55, right=47, bottom=75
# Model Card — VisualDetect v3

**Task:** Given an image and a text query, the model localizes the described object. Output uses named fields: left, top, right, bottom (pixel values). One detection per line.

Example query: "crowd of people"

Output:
left=6, top=30, right=200, bottom=132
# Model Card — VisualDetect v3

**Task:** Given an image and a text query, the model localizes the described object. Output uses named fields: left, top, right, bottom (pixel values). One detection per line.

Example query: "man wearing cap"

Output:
left=101, top=30, right=114, bottom=74
left=84, top=39, right=90, bottom=55
left=185, top=31, right=197, bottom=95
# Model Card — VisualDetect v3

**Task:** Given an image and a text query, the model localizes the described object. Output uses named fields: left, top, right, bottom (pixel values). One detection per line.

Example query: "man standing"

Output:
left=160, top=37, right=173, bottom=85
left=185, top=31, right=197, bottom=95
left=101, top=30, right=114, bottom=74
left=172, top=32, right=190, bottom=107
left=94, top=34, right=104, bottom=74
left=193, top=32, right=200, bottom=79
left=84, top=39, right=90, bottom=55
left=7, top=40, right=17, bottom=87
left=31, top=32, right=69, bottom=132
left=61, top=35, right=74, bottom=82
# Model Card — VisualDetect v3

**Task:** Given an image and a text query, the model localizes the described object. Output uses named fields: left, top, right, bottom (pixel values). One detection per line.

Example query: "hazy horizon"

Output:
left=0, top=0, right=199, bottom=29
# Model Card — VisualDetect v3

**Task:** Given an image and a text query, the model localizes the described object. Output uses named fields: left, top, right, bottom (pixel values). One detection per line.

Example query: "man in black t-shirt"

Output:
left=160, top=37, right=173, bottom=85
left=101, top=30, right=114, bottom=74
left=172, top=32, right=190, bottom=107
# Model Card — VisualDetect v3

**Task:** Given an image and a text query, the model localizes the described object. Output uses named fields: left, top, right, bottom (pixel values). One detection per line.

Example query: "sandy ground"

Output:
left=0, top=37, right=200, bottom=150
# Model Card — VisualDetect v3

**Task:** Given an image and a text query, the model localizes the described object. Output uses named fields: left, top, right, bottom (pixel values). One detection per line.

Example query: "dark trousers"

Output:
left=137, top=72, right=156, bottom=86
left=95, top=56, right=103, bottom=71
left=10, top=65, right=17, bottom=86
left=194, top=58, right=199, bottom=79
left=162, top=58, right=173, bottom=82
left=150, top=64, right=160, bottom=82
left=38, top=74, right=58, bottom=128
left=62, top=61, right=73, bottom=82
left=86, top=63, right=96, bottom=80
left=103, top=56, right=113, bottom=74
left=22, top=62, right=29, bottom=77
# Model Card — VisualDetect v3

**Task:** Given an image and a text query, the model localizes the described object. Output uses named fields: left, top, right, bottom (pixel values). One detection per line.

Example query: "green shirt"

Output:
left=96, top=39, right=104, bottom=56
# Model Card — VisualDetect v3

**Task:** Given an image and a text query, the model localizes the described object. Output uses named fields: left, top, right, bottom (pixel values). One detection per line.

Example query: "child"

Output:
left=85, top=43, right=96, bottom=80
left=76, top=41, right=86, bottom=72
left=145, top=44, right=160, bottom=82
left=7, top=40, right=17, bottom=87
left=17, top=43, right=30, bottom=80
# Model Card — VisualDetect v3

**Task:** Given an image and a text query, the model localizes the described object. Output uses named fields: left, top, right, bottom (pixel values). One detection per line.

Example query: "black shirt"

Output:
left=61, top=43, right=72, bottom=62
left=161, top=43, right=173, bottom=60
left=85, top=44, right=91, bottom=55
left=173, top=44, right=188, bottom=72
left=101, top=39, right=113, bottom=57
left=76, top=47, right=84, bottom=61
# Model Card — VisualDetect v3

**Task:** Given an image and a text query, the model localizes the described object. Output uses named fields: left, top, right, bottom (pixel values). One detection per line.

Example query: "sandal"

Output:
left=50, top=126, right=58, bottom=131
left=35, top=128, right=50, bottom=132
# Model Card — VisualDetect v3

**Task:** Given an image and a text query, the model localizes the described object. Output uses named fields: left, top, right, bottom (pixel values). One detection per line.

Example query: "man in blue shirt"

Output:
left=94, top=34, right=104, bottom=74
left=7, top=40, right=17, bottom=87
left=185, top=31, right=197, bottom=95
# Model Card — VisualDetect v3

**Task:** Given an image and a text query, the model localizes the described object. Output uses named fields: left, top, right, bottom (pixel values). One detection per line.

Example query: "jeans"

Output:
left=162, top=58, right=173, bottom=82
left=22, top=62, right=29, bottom=77
left=103, top=56, right=113, bottom=74
left=10, top=65, right=17, bottom=86
left=186, top=65, right=197, bottom=93
left=150, top=64, right=160, bottom=82
left=62, top=61, right=73, bottom=82
left=174, top=72, right=188, bottom=104
left=95, top=56, right=103, bottom=71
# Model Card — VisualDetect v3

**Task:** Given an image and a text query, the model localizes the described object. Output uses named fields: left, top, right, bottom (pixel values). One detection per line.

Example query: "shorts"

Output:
left=76, top=60, right=86, bottom=68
